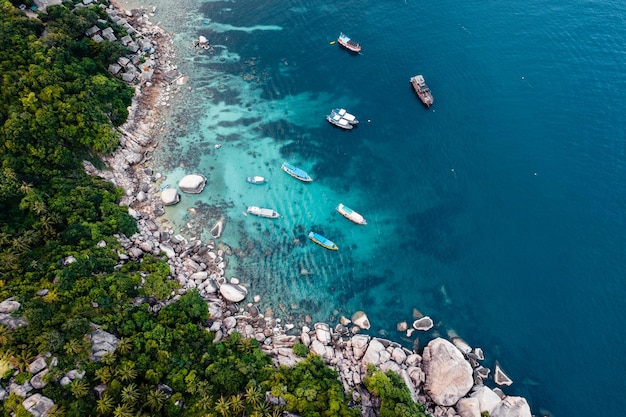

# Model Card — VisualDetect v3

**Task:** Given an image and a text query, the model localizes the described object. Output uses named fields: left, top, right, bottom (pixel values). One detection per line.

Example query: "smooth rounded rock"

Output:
left=178, top=174, right=206, bottom=193
left=219, top=283, right=248, bottom=302
left=161, top=188, right=179, bottom=205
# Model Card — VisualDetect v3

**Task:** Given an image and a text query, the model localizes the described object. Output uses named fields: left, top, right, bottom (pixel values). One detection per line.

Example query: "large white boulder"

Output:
left=351, top=311, right=371, bottom=330
left=422, top=338, right=473, bottom=406
left=470, top=385, right=502, bottom=415
left=491, top=396, right=532, bottom=417
left=178, top=174, right=207, bottom=193
left=161, top=188, right=180, bottom=205
left=314, top=323, right=332, bottom=345
left=361, top=339, right=386, bottom=366
left=0, top=299, right=20, bottom=314
left=22, top=394, right=55, bottom=417
left=219, top=283, right=248, bottom=302
left=456, top=397, right=481, bottom=417
left=351, top=334, right=370, bottom=360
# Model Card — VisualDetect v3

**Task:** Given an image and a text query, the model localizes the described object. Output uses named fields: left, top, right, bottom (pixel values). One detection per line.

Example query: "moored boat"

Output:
left=326, top=111, right=353, bottom=130
left=337, top=32, right=361, bottom=53
left=246, top=176, right=267, bottom=184
left=409, top=75, right=434, bottom=107
left=336, top=203, right=367, bottom=225
left=281, top=162, right=313, bottom=182
left=308, top=232, right=339, bottom=250
left=333, top=108, right=359, bottom=125
left=326, top=108, right=359, bottom=130
left=246, top=206, right=280, bottom=219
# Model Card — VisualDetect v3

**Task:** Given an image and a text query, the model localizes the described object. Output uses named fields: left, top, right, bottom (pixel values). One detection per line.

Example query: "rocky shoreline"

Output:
left=87, top=4, right=533, bottom=417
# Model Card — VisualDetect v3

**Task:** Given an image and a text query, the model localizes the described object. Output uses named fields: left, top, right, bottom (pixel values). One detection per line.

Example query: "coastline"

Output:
left=94, top=4, right=534, bottom=417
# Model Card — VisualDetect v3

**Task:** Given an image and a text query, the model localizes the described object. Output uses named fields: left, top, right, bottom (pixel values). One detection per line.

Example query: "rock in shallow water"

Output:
left=178, top=174, right=206, bottom=193
left=161, top=188, right=179, bottom=205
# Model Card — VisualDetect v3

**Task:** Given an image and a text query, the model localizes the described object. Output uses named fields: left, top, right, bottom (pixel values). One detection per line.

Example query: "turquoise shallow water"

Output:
left=124, top=0, right=626, bottom=414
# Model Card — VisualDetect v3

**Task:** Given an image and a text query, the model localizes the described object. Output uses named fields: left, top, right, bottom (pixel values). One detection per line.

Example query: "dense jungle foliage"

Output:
left=0, top=1, right=429, bottom=416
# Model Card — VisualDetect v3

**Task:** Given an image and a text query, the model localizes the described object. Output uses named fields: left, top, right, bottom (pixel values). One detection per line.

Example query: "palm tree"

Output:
left=196, top=380, right=212, bottom=397
left=214, top=396, right=231, bottom=417
left=100, top=351, right=117, bottom=366
left=96, top=394, right=115, bottom=415
left=115, top=337, right=133, bottom=355
left=146, top=388, right=167, bottom=412
left=193, top=393, right=213, bottom=412
left=0, top=325, right=12, bottom=345
left=32, top=200, right=47, bottom=215
left=64, top=339, right=83, bottom=356
left=94, top=366, right=112, bottom=384
left=112, top=404, right=133, bottom=417
left=121, top=382, right=139, bottom=405
left=229, top=394, right=245, bottom=416
left=116, top=361, right=137, bottom=382
left=69, top=379, right=89, bottom=398
left=245, top=385, right=263, bottom=409
left=46, top=405, right=66, bottom=417
left=237, top=337, right=255, bottom=353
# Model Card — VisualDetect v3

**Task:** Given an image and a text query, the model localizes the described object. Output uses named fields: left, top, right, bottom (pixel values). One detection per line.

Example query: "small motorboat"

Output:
left=246, top=176, right=267, bottom=184
left=308, top=231, right=339, bottom=250
left=246, top=206, right=280, bottom=219
left=336, top=203, right=367, bottom=225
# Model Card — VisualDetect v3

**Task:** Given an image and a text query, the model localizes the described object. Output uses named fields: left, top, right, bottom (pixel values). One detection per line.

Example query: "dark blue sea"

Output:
left=131, top=0, right=626, bottom=414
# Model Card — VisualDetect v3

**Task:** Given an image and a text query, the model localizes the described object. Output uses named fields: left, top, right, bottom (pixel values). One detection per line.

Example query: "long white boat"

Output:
left=246, top=176, right=267, bottom=184
left=246, top=206, right=280, bottom=219
left=336, top=203, right=367, bottom=225
left=281, top=162, right=313, bottom=182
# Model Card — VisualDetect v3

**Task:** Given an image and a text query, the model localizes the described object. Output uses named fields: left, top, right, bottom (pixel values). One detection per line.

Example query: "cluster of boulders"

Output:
left=160, top=174, right=208, bottom=206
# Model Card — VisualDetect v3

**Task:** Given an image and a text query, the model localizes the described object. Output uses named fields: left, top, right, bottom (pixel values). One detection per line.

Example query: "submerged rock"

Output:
left=494, top=361, right=513, bottom=386
left=413, top=316, right=434, bottom=331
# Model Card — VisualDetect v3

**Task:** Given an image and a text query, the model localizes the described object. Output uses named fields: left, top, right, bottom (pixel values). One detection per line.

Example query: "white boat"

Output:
left=246, top=176, right=267, bottom=184
left=246, top=206, right=280, bottom=219
left=334, top=108, right=359, bottom=125
left=336, top=203, right=367, bottom=225
left=326, top=108, right=359, bottom=130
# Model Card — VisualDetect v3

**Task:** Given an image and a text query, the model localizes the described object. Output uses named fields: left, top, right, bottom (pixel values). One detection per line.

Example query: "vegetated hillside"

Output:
left=0, top=1, right=428, bottom=416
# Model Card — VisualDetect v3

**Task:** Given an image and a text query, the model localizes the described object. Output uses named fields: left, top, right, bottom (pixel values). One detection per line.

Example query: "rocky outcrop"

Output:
left=422, top=338, right=473, bottom=406
left=178, top=174, right=207, bottom=193
left=491, top=395, right=532, bottom=417
left=470, top=385, right=502, bottom=414
left=90, top=330, right=119, bottom=361
left=0, top=299, right=27, bottom=329
left=456, top=397, right=481, bottom=417
left=22, top=394, right=54, bottom=417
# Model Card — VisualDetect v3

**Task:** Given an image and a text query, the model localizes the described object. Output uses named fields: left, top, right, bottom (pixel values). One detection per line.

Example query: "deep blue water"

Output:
left=142, top=0, right=626, bottom=415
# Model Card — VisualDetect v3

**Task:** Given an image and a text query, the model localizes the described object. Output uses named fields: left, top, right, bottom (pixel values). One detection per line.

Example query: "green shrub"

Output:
left=292, top=342, right=308, bottom=357
left=13, top=372, right=33, bottom=385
